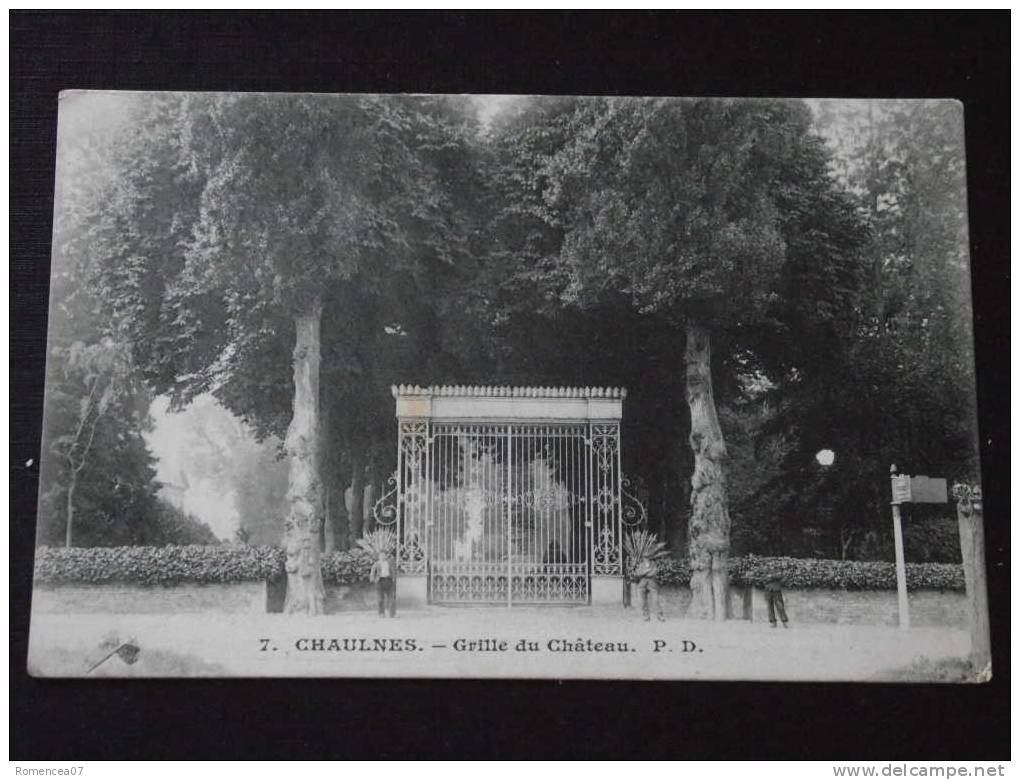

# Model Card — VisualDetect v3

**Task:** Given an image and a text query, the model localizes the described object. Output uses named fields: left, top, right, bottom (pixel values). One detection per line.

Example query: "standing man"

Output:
left=634, top=554, right=665, bottom=622
left=764, top=574, right=789, bottom=628
left=370, top=550, right=397, bottom=618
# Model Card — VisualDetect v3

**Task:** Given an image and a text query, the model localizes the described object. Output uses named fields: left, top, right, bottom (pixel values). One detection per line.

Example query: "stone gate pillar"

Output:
left=953, top=483, right=991, bottom=678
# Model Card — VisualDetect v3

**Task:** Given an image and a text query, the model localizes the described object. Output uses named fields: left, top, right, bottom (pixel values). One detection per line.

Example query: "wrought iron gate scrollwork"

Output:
left=590, top=424, right=622, bottom=576
left=372, top=473, right=398, bottom=529
left=386, top=398, right=637, bottom=605
left=396, top=421, right=429, bottom=574
left=621, top=475, right=648, bottom=529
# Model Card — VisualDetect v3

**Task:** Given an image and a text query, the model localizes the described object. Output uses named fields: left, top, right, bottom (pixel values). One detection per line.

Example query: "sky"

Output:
left=470, top=94, right=519, bottom=127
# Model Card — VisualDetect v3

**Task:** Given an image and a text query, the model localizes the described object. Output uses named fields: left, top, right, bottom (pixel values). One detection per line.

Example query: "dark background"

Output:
left=10, top=11, right=1010, bottom=760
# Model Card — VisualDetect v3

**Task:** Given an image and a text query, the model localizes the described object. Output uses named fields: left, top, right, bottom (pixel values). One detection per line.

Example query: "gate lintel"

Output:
left=392, top=384, right=626, bottom=422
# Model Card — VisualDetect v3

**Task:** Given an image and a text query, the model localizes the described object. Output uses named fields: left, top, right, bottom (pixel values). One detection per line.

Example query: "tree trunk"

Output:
left=335, top=487, right=350, bottom=550
left=323, top=485, right=335, bottom=553
left=362, top=483, right=376, bottom=534
left=321, top=400, right=335, bottom=554
left=283, top=300, right=325, bottom=614
left=347, top=448, right=366, bottom=543
left=65, top=475, right=77, bottom=547
left=363, top=454, right=383, bottom=533
left=685, top=322, right=731, bottom=620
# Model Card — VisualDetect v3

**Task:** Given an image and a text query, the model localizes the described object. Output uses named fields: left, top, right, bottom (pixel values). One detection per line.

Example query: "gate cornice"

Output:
left=391, top=385, right=626, bottom=422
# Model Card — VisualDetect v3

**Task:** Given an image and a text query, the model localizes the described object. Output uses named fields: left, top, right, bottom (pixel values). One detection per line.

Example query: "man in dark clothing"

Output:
left=764, top=575, right=788, bottom=628
left=370, top=551, right=397, bottom=617
left=633, top=555, right=665, bottom=621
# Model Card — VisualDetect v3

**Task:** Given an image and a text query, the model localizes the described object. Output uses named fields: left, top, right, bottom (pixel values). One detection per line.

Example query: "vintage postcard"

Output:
left=28, top=92, right=989, bottom=680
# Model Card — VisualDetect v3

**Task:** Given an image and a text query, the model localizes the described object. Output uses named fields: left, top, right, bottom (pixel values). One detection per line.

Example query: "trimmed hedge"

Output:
left=650, top=556, right=962, bottom=591
left=729, top=555, right=964, bottom=592
left=35, top=545, right=964, bottom=592
left=652, top=556, right=693, bottom=587
left=34, top=545, right=285, bottom=586
left=320, top=549, right=374, bottom=585
left=33, top=545, right=376, bottom=587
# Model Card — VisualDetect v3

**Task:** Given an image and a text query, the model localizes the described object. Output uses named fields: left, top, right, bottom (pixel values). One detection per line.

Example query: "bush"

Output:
left=647, top=555, right=962, bottom=591
left=652, top=556, right=693, bottom=586
left=729, top=555, right=964, bottom=591
left=35, top=546, right=964, bottom=592
left=320, top=548, right=375, bottom=585
left=34, top=544, right=284, bottom=586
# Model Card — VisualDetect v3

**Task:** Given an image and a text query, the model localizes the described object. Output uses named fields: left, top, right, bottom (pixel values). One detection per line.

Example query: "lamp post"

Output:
left=813, top=447, right=837, bottom=546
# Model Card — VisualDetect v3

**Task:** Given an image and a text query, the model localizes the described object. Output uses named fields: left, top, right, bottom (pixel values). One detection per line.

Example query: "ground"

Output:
left=27, top=606, right=972, bottom=681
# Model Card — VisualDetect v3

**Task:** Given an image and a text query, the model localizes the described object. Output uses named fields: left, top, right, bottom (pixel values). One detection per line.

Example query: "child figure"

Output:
left=370, top=550, right=397, bottom=617
left=764, top=574, right=788, bottom=628
left=633, top=554, right=665, bottom=622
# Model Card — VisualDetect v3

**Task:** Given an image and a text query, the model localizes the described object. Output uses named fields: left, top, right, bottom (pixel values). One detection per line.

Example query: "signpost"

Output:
left=889, top=466, right=948, bottom=630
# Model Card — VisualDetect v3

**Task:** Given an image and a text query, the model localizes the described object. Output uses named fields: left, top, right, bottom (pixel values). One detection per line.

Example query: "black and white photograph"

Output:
left=24, top=90, right=991, bottom=682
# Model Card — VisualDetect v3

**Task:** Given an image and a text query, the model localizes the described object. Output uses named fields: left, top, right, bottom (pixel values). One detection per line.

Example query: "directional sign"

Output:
left=891, top=475, right=912, bottom=505
left=890, top=474, right=947, bottom=505
left=908, top=476, right=948, bottom=504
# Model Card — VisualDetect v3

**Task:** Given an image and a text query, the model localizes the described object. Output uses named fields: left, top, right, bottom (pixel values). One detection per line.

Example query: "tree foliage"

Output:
left=753, top=100, right=976, bottom=561
left=78, top=94, right=480, bottom=424
left=38, top=97, right=190, bottom=547
left=41, top=93, right=978, bottom=572
left=481, top=98, right=868, bottom=564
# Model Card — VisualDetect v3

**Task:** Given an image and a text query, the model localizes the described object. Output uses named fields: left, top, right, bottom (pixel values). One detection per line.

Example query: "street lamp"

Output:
left=815, top=449, right=835, bottom=467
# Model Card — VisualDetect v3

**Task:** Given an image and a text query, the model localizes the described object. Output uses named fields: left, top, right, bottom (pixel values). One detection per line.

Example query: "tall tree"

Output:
left=53, top=338, right=133, bottom=545
left=38, top=95, right=168, bottom=548
left=480, top=99, right=691, bottom=552
left=489, top=97, right=865, bottom=618
left=84, top=93, right=480, bottom=611
left=38, top=336, right=165, bottom=547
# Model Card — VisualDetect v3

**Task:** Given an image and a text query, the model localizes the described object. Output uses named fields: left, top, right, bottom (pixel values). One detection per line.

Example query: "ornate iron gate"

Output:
left=425, top=422, right=590, bottom=604
left=377, top=386, right=636, bottom=606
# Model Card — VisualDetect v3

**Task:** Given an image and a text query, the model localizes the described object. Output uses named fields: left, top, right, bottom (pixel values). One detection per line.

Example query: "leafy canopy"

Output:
left=86, top=94, right=483, bottom=442
left=531, top=99, right=838, bottom=330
